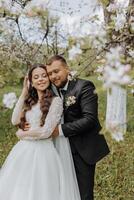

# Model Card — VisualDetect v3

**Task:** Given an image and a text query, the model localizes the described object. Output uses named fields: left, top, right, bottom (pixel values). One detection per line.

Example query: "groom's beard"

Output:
left=53, top=78, right=68, bottom=89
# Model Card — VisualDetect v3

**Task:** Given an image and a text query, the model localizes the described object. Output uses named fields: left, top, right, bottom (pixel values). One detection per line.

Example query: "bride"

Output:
left=0, top=64, right=80, bottom=200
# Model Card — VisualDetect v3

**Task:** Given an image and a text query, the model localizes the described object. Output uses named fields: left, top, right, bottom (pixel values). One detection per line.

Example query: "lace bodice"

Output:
left=26, top=103, right=42, bottom=129
left=11, top=96, right=63, bottom=139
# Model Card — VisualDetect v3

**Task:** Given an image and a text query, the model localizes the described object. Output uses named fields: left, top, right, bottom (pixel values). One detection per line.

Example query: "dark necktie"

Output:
left=60, top=89, right=66, bottom=109
left=60, top=89, right=66, bottom=97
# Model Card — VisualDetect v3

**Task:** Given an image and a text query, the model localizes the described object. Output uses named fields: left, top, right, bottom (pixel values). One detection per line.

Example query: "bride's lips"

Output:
left=38, top=82, right=45, bottom=86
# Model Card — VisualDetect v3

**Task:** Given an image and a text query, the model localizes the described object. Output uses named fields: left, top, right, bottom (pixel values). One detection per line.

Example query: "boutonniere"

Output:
left=65, top=96, right=76, bottom=107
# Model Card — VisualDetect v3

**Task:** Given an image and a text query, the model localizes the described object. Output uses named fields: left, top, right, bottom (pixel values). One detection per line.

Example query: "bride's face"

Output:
left=31, top=67, right=50, bottom=91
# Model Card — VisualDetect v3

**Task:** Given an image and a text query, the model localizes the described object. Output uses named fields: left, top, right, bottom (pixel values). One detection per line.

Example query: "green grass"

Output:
left=0, top=80, right=134, bottom=200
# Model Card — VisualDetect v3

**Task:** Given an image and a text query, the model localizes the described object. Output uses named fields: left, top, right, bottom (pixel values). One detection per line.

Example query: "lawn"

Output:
left=0, top=78, right=134, bottom=200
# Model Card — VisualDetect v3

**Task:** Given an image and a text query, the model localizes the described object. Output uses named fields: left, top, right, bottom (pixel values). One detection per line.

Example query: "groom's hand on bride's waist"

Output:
left=51, top=126, right=59, bottom=138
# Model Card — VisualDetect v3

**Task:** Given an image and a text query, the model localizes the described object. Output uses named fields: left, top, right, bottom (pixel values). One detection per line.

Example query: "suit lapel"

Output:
left=64, top=79, right=77, bottom=111
left=66, top=80, right=76, bottom=95
left=51, top=80, right=77, bottom=111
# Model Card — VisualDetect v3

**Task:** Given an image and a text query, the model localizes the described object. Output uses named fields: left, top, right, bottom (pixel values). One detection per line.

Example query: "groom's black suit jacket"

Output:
left=61, top=78, right=110, bottom=165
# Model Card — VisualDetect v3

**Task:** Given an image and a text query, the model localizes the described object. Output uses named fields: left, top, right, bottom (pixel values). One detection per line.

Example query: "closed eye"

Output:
left=33, top=75, right=39, bottom=79
left=54, top=69, right=60, bottom=73
left=42, top=74, right=47, bottom=78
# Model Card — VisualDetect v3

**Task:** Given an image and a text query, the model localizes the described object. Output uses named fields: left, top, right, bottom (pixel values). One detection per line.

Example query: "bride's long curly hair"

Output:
left=19, top=64, right=54, bottom=130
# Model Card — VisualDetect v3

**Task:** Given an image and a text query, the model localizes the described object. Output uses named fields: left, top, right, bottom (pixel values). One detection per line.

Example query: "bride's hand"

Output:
left=51, top=126, right=59, bottom=138
left=23, top=122, right=31, bottom=131
left=16, top=129, right=27, bottom=139
left=21, top=76, right=29, bottom=97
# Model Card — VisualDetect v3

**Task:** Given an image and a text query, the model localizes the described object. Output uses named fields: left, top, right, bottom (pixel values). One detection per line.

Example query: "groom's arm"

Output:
left=61, top=81, right=101, bottom=137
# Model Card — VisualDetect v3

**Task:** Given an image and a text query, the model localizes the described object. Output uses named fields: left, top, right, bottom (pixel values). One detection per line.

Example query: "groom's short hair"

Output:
left=46, top=55, right=67, bottom=67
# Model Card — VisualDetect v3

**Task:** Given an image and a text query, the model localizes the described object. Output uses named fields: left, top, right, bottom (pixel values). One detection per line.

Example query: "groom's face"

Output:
left=46, top=60, right=69, bottom=88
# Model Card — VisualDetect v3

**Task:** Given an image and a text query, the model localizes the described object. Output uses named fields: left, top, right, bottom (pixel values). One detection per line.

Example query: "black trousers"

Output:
left=72, top=152, right=96, bottom=200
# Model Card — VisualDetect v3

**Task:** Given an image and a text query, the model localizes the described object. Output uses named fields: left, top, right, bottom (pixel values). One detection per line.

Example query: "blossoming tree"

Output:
left=0, top=0, right=133, bottom=141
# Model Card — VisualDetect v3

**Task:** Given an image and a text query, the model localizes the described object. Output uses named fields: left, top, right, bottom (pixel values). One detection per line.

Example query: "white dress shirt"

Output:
left=58, top=81, right=69, bottom=136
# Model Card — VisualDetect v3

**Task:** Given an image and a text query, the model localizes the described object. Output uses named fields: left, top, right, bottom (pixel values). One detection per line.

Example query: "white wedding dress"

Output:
left=0, top=96, right=80, bottom=200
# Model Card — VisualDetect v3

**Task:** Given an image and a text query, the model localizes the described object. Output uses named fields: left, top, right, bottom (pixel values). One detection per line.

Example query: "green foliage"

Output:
left=95, top=133, right=134, bottom=200
left=0, top=86, right=21, bottom=165
left=98, top=0, right=110, bottom=7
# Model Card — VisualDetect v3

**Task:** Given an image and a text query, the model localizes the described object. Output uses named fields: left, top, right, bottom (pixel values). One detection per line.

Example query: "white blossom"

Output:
left=10, top=3, right=23, bottom=15
left=87, top=20, right=105, bottom=37
left=90, top=34, right=107, bottom=51
left=106, top=46, right=121, bottom=62
left=114, top=13, right=126, bottom=31
left=103, top=66, right=131, bottom=88
left=129, top=80, right=134, bottom=87
left=95, top=66, right=104, bottom=73
left=131, top=89, right=134, bottom=94
left=95, top=66, right=104, bottom=81
left=129, top=80, right=134, bottom=94
left=0, top=0, right=23, bottom=15
left=81, top=23, right=91, bottom=36
left=131, top=22, right=134, bottom=31
left=106, top=3, right=117, bottom=12
left=58, top=14, right=104, bottom=38
left=70, top=70, right=77, bottom=77
left=25, top=0, right=49, bottom=15
left=59, top=15, right=82, bottom=37
left=89, top=21, right=107, bottom=51
left=0, top=0, right=11, bottom=11
left=103, top=46, right=131, bottom=88
left=128, top=50, right=134, bottom=58
left=98, top=76, right=104, bottom=81
left=106, top=1, right=128, bottom=13
left=106, top=1, right=128, bottom=31
left=3, top=92, right=17, bottom=109
left=68, top=70, right=78, bottom=81
left=68, top=44, right=82, bottom=60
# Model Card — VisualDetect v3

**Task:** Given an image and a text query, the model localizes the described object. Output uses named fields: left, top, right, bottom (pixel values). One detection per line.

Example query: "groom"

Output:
left=46, top=55, right=110, bottom=200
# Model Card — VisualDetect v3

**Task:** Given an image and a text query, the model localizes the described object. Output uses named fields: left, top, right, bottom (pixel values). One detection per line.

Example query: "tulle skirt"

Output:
left=0, top=137, right=81, bottom=200
left=0, top=139, right=67, bottom=200
left=54, top=136, right=81, bottom=200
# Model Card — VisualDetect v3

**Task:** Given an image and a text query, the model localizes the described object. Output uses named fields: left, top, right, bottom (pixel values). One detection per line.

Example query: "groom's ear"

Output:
left=67, top=66, right=70, bottom=74
left=66, top=65, right=68, bottom=69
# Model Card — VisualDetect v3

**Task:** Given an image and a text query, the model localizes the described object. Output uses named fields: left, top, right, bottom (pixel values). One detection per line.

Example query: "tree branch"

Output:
left=30, top=18, right=49, bottom=59
left=77, top=43, right=111, bottom=76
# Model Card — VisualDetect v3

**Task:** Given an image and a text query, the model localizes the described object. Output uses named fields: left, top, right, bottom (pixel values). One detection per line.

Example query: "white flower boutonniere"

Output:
left=65, top=96, right=76, bottom=107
